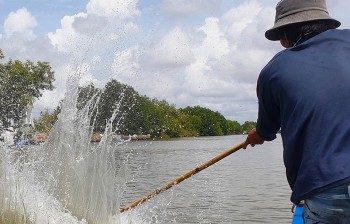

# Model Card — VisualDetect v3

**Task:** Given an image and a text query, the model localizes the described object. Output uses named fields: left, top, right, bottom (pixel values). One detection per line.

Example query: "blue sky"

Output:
left=0, top=1, right=86, bottom=34
left=0, top=0, right=349, bottom=123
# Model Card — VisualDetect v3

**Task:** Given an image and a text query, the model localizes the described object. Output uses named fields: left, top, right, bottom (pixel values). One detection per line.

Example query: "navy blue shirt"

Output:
left=256, top=29, right=350, bottom=204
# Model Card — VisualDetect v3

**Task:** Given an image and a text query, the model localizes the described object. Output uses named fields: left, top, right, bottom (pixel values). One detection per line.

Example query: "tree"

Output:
left=34, top=106, right=61, bottom=133
left=92, top=79, right=141, bottom=133
left=0, top=49, right=55, bottom=127
left=77, top=83, right=100, bottom=110
left=181, top=106, right=227, bottom=136
left=226, top=120, right=242, bottom=135
left=133, top=96, right=163, bottom=137
left=241, top=121, right=257, bottom=134
left=73, top=79, right=256, bottom=138
left=150, top=99, right=192, bottom=138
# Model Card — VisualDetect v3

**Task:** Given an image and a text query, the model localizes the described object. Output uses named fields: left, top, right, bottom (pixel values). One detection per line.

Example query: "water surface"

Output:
left=120, top=135, right=293, bottom=223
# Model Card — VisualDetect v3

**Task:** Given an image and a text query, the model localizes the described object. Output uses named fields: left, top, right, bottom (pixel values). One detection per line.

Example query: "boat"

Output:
left=292, top=204, right=304, bottom=224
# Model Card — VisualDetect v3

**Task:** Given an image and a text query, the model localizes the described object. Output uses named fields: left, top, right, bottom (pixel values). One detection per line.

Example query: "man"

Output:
left=242, top=0, right=350, bottom=223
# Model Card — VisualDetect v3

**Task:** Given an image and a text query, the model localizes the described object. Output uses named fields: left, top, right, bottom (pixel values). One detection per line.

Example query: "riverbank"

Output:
left=91, top=133, right=152, bottom=142
left=29, top=133, right=152, bottom=144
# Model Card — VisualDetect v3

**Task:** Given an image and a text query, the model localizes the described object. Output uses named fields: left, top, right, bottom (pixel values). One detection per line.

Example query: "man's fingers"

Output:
left=242, top=141, right=249, bottom=149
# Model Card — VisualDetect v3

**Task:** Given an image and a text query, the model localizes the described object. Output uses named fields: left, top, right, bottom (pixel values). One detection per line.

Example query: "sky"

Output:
left=1, top=0, right=350, bottom=123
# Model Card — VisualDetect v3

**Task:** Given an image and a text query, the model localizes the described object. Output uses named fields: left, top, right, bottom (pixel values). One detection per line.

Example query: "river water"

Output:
left=119, top=135, right=293, bottom=224
left=0, top=82, right=293, bottom=224
left=1, top=132, right=294, bottom=223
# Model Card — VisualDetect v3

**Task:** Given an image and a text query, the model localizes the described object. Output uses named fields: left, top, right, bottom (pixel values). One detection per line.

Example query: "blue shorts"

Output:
left=303, top=183, right=350, bottom=224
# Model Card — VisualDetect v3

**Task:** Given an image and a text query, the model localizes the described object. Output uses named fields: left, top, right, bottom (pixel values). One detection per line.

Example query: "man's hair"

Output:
left=279, top=20, right=338, bottom=46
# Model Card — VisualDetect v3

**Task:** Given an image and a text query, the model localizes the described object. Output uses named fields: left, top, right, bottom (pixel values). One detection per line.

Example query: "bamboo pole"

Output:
left=119, top=141, right=244, bottom=213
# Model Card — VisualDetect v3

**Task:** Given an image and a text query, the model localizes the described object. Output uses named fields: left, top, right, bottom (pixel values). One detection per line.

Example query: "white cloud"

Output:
left=112, top=46, right=140, bottom=82
left=161, top=0, right=221, bottom=18
left=48, top=0, right=140, bottom=55
left=0, top=0, right=285, bottom=123
left=140, top=27, right=194, bottom=69
left=107, top=0, right=279, bottom=122
left=169, top=1, right=274, bottom=118
left=4, top=8, right=37, bottom=40
left=86, top=0, right=140, bottom=18
left=21, top=0, right=140, bottom=118
left=223, top=0, right=266, bottom=43
left=43, top=0, right=141, bottom=107
left=195, top=17, right=229, bottom=60
left=48, top=13, right=87, bottom=52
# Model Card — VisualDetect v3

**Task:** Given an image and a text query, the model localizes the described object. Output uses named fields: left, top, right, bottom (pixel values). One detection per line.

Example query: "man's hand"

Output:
left=242, top=128, right=264, bottom=149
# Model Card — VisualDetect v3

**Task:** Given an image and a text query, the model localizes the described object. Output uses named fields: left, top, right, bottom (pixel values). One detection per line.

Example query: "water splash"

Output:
left=0, top=72, right=128, bottom=223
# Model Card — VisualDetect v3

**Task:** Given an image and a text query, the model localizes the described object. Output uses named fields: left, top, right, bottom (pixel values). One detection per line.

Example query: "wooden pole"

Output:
left=119, top=141, right=244, bottom=213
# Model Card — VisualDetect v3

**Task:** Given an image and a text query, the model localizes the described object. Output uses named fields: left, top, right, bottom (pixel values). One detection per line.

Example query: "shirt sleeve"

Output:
left=256, top=66, right=281, bottom=141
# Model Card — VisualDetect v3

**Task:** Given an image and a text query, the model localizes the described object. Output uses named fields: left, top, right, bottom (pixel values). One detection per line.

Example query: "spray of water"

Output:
left=0, top=72, right=129, bottom=223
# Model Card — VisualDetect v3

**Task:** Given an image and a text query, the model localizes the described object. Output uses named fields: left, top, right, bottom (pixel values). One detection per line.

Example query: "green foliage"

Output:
left=226, top=120, right=243, bottom=134
left=149, top=100, right=195, bottom=138
left=241, top=121, right=257, bottom=134
left=95, top=80, right=140, bottom=133
left=0, top=49, right=55, bottom=127
left=41, top=78, right=256, bottom=138
left=181, top=106, right=228, bottom=136
left=77, top=83, right=100, bottom=110
left=34, top=106, right=61, bottom=133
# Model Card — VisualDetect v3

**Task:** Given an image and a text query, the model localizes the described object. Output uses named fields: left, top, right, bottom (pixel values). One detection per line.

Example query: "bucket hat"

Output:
left=265, top=0, right=340, bottom=41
